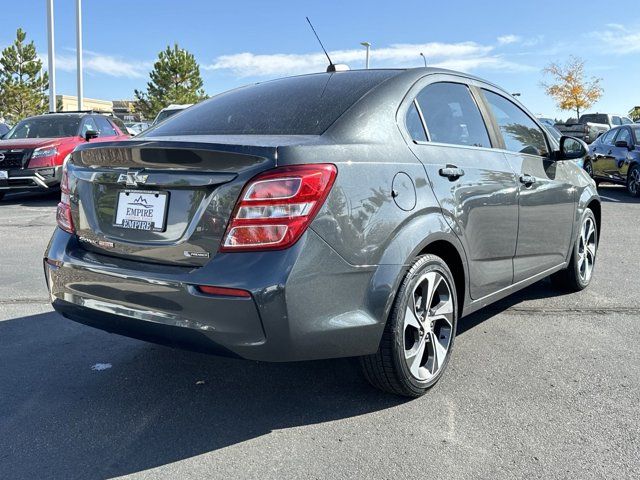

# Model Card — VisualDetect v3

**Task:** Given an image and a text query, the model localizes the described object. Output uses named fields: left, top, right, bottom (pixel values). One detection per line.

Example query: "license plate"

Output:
left=114, top=190, right=168, bottom=232
left=0, top=171, right=7, bottom=179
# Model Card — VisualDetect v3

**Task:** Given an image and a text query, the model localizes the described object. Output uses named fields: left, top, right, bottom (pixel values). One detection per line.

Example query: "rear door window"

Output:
left=415, top=82, right=491, bottom=148
left=601, top=129, right=617, bottom=145
left=483, top=90, right=548, bottom=157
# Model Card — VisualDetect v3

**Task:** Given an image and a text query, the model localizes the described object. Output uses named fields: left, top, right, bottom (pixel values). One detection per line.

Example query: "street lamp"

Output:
left=76, top=0, right=83, bottom=111
left=46, top=0, right=56, bottom=112
left=360, top=42, right=371, bottom=69
left=419, top=52, right=427, bottom=67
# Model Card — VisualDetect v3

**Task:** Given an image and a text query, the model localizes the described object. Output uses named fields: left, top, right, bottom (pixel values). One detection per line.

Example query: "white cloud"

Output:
left=206, top=41, right=531, bottom=77
left=40, top=50, right=149, bottom=78
left=593, top=24, right=640, bottom=53
left=497, top=35, right=521, bottom=45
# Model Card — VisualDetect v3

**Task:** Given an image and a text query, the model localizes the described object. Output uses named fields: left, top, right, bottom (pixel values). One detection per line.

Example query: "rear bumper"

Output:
left=44, top=228, right=388, bottom=362
left=0, top=166, right=62, bottom=191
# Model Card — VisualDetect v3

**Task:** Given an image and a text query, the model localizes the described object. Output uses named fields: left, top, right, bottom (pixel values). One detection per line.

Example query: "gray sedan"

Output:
left=44, top=68, right=599, bottom=397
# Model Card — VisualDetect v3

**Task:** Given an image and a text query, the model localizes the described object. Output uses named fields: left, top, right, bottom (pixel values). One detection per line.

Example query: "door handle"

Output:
left=519, top=174, right=536, bottom=186
left=439, top=165, right=465, bottom=180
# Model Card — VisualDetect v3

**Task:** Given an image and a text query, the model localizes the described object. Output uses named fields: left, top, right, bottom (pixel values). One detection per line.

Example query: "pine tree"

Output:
left=0, top=28, right=48, bottom=123
left=134, top=44, right=207, bottom=120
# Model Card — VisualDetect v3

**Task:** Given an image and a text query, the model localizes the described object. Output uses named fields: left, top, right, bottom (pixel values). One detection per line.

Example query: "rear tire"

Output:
left=550, top=208, right=597, bottom=292
left=360, top=254, right=458, bottom=397
left=626, top=165, right=640, bottom=197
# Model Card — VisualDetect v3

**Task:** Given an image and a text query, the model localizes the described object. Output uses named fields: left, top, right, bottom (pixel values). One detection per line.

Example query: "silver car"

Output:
left=44, top=68, right=599, bottom=397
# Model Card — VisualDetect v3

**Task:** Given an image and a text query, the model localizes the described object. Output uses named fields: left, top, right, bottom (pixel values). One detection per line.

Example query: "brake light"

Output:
left=220, top=164, right=337, bottom=251
left=56, top=162, right=75, bottom=234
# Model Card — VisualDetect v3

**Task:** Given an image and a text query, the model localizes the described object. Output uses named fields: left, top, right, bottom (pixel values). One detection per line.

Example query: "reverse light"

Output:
left=56, top=161, right=74, bottom=234
left=220, top=164, right=337, bottom=251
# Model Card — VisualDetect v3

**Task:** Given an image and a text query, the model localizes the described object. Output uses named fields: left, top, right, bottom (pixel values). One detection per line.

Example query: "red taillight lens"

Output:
left=220, top=164, right=337, bottom=251
left=196, top=285, right=251, bottom=297
left=56, top=163, right=75, bottom=234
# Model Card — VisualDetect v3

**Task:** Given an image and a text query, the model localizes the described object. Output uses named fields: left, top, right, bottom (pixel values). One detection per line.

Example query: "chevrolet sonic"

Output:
left=44, top=68, right=599, bottom=397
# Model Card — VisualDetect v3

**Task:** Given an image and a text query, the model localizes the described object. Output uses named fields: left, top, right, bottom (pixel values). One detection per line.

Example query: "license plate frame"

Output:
left=113, top=189, right=169, bottom=232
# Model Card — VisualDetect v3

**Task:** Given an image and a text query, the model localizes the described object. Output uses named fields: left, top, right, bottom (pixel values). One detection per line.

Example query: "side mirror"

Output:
left=615, top=140, right=633, bottom=150
left=84, top=129, right=99, bottom=141
left=557, top=135, right=587, bottom=161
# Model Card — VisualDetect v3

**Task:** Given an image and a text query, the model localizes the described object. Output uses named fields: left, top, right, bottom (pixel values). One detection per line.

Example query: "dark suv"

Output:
left=44, top=68, right=599, bottom=397
left=584, top=124, right=640, bottom=196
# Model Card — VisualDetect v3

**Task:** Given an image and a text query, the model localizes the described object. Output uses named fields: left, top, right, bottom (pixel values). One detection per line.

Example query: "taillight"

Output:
left=220, top=164, right=337, bottom=251
left=56, top=162, right=75, bottom=234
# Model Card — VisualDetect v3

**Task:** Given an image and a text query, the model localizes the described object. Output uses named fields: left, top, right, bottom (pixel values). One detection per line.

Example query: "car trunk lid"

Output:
left=68, top=138, right=283, bottom=266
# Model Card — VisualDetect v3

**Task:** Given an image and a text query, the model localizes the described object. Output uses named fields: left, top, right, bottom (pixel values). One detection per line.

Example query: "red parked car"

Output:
left=0, top=112, right=129, bottom=200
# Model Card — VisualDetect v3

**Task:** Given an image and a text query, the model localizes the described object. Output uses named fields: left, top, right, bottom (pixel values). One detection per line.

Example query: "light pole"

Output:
left=360, top=42, right=371, bottom=69
left=47, top=0, right=56, bottom=112
left=76, top=0, right=83, bottom=111
left=419, top=52, right=427, bottom=67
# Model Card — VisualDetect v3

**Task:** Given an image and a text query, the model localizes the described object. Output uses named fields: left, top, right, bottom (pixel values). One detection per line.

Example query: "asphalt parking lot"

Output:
left=0, top=186, right=638, bottom=480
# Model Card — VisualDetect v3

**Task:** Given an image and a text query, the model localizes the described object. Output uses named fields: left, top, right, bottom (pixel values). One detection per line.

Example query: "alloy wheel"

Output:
left=577, top=216, right=597, bottom=284
left=628, top=168, right=640, bottom=196
left=403, top=271, right=454, bottom=381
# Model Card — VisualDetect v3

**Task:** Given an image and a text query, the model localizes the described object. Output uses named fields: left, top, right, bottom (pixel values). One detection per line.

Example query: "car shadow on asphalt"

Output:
left=0, top=311, right=407, bottom=479
left=1, top=190, right=60, bottom=207
left=0, top=278, right=568, bottom=478
left=596, top=183, right=640, bottom=204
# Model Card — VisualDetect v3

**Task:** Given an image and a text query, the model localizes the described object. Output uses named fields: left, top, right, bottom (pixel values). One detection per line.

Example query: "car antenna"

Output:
left=306, top=17, right=349, bottom=73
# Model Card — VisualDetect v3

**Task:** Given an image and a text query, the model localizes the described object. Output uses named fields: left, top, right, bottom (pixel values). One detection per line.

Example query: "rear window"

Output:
left=580, top=114, right=608, bottom=125
left=144, top=71, right=399, bottom=136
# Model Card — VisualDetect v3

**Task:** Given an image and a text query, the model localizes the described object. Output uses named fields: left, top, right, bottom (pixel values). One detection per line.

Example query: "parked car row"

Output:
left=555, top=113, right=633, bottom=144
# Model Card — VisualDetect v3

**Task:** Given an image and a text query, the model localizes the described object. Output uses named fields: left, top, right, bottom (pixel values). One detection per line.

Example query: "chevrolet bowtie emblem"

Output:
left=118, top=171, right=148, bottom=187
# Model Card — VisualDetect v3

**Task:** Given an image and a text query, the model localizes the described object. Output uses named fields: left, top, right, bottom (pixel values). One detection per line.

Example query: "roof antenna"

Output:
left=306, top=17, right=350, bottom=73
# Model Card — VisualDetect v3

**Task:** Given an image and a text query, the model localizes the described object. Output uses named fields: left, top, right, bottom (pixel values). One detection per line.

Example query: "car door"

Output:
left=480, top=89, right=575, bottom=282
left=591, top=128, right=617, bottom=179
left=405, top=78, right=519, bottom=300
left=610, top=127, right=633, bottom=182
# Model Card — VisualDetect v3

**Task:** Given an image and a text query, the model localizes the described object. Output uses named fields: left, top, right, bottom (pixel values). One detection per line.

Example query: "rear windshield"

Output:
left=5, top=116, right=80, bottom=139
left=580, top=114, right=608, bottom=124
left=144, top=70, right=399, bottom=136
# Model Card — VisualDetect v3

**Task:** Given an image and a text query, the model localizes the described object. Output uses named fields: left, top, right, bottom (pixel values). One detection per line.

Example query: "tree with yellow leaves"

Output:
left=541, top=56, right=603, bottom=120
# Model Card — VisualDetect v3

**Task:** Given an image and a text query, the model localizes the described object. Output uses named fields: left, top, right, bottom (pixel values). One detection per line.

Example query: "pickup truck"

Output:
left=556, top=113, right=633, bottom=144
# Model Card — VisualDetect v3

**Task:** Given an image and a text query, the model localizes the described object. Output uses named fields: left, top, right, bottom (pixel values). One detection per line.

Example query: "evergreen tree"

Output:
left=0, top=28, right=48, bottom=123
left=134, top=44, right=207, bottom=120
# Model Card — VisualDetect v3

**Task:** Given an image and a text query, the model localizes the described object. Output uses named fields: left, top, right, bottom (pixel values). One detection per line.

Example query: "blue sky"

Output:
left=2, top=0, right=638, bottom=119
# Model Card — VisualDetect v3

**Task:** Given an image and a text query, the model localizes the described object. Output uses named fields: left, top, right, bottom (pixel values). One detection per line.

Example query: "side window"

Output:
left=483, top=90, right=548, bottom=157
left=406, top=102, right=427, bottom=142
left=415, top=82, right=491, bottom=148
left=615, top=128, right=631, bottom=145
left=612, top=116, right=622, bottom=126
left=80, top=117, right=98, bottom=136
left=94, top=116, right=117, bottom=136
left=601, top=129, right=617, bottom=145
left=622, top=117, right=633, bottom=125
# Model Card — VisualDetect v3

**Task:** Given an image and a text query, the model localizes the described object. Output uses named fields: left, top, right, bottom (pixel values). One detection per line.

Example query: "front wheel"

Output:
left=550, top=208, right=597, bottom=292
left=626, top=165, right=640, bottom=197
left=360, top=254, right=458, bottom=397
left=583, top=160, right=599, bottom=186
